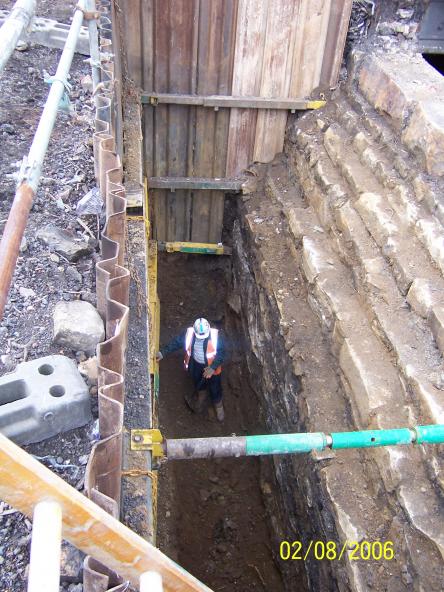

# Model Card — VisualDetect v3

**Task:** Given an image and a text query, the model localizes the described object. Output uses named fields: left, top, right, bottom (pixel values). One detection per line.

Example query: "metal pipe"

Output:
left=27, top=500, right=62, bottom=592
left=85, top=0, right=100, bottom=91
left=0, top=0, right=36, bottom=74
left=0, top=0, right=87, bottom=319
left=164, top=425, right=444, bottom=460
left=166, top=436, right=247, bottom=460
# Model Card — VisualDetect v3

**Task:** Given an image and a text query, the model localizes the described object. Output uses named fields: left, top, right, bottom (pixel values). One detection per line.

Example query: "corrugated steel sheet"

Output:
left=120, top=0, right=352, bottom=243
left=84, top=3, right=130, bottom=591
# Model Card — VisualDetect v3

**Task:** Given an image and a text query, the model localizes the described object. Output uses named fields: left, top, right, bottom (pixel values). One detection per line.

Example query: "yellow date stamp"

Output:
left=279, top=540, right=395, bottom=561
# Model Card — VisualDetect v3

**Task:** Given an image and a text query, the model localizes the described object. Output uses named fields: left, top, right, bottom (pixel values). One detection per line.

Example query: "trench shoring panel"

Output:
left=83, top=4, right=130, bottom=590
left=119, top=0, right=352, bottom=242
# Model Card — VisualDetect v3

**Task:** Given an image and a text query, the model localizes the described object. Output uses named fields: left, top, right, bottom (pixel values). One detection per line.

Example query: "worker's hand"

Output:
left=203, top=366, right=215, bottom=379
left=156, top=351, right=163, bottom=362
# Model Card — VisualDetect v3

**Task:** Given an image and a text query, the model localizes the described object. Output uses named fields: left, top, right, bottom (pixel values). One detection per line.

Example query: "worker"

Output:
left=156, top=318, right=225, bottom=421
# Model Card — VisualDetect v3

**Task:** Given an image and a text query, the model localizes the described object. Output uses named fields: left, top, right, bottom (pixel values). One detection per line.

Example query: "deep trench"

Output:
left=155, top=251, right=308, bottom=591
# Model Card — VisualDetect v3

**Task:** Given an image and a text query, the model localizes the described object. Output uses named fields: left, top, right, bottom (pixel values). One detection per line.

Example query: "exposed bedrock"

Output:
left=230, top=49, right=444, bottom=591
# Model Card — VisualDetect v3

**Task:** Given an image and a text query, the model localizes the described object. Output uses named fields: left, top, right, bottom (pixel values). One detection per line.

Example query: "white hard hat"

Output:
left=193, top=318, right=210, bottom=339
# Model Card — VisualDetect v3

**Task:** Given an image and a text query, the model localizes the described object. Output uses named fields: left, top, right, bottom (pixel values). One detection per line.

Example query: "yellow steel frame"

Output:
left=144, top=178, right=161, bottom=541
left=159, top=241, right=231, bottom=255
left=306, top=99, right=327, bottom=109
left=131, top=428, right=165, bottom=458
left=0, top=433, right=212, bottom=591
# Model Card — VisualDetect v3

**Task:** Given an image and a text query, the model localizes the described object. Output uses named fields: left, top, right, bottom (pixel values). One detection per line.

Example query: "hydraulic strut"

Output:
left=130, top=425, right=444, bottom=461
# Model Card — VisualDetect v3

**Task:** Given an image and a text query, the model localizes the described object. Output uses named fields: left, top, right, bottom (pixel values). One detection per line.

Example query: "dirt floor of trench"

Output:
left=156, top=252, right=285, bottom=591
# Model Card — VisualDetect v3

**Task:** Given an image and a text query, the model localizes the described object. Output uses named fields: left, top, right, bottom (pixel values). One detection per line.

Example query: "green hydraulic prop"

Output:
left=161, top=425, right=444, bottom=460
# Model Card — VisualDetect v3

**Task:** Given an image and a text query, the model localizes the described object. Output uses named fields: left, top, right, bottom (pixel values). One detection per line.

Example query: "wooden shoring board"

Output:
left=147, top=239, right=159, bottom=376
left=226, top=0, right=266, bottom=177
left=253, top=0, right=300, bottom=163
left=129, top=0, right=351, bottom=239
left=148, top=177, right=243, bottom=191
left=320, top=0, right=354, bottom=89
left=290, top=0, right=332, bottom=98
left=191, top=0, right=237, bottom=244
left=142, top=93, right=326, bottom=109
left=0, top=433, right=213, bottom=592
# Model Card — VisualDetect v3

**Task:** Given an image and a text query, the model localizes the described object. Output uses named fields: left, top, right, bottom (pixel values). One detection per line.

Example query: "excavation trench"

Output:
left=156, top=251, right=307, bottom=591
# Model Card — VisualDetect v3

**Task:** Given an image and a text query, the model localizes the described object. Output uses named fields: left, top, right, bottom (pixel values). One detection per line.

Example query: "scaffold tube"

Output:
left=0, top=0, right=89, bottom=319
left=0, top=0, right=36, bottom=74
left=164, top=425, right=444, bottom=460
left=27, top=501, right=62, bottom=592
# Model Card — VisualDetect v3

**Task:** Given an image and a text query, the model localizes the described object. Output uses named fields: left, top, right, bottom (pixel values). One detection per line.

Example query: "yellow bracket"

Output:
left=130, top=429, right=165, bottom=458
left=122, top=469, right=157, bottom=478
left=159, top=241, right=231, bottom=255
left=306, top=100, right=326, bottom=110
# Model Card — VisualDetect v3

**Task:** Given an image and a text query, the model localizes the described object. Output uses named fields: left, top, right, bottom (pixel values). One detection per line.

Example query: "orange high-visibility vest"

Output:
left=184, top=327, right=222, bottom=375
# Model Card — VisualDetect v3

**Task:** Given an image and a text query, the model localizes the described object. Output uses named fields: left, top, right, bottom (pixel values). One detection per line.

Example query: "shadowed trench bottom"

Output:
left=154, top=252, right=306, bottom=592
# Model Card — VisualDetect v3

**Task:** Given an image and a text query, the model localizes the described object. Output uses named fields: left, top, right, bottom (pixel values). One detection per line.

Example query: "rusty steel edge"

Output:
left=83, top=3, right=131, bottom=591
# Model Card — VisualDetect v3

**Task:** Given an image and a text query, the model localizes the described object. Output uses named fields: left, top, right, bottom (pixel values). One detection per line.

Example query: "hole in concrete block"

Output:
left=0, top=379, right=28, bottom=406
left=49, top=385, right=65, bottom=398
left=38, top=364, right=54, bottom=375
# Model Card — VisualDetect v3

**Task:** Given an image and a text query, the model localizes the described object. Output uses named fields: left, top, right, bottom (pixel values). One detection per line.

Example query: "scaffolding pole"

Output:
left=27, top=501, right=62, bottom=592
left=0, top=0, right=93, bottom=319
left=0, top=0, right=36, bottom=74
left=85, top=0, right=100, bottom=90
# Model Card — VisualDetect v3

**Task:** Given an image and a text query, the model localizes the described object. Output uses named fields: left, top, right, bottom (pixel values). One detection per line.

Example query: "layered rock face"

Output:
left=230, top=50, right=444, bottom=591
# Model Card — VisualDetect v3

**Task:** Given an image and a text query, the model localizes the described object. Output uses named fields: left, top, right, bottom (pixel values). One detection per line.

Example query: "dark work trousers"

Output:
left=189, top=359, right=223, bottom=404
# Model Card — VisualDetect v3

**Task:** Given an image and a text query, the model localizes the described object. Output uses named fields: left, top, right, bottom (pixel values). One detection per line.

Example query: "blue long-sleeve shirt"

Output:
left=160, top=329, right=225, bottom=370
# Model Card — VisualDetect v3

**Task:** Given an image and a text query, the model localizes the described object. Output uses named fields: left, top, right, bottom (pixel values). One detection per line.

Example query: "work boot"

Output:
left=184, top=390, right=207, bottom=413
left=214, top=401, right=225, bottom=422
left=195, top=390, right=208, bottom=413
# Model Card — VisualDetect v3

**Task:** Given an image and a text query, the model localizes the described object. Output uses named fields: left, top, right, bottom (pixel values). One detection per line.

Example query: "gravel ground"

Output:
left=0, top=7, right=100, bottom=591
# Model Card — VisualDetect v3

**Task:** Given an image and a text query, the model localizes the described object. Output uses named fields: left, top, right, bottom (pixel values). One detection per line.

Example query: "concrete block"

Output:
left=413, top=176, right=442, bottom=219
left=0, top=355, right=91, bottom=445
left=403, top=101, right=444, bottom=177
left=341, top=159, right=368, bottom=195
left=416, top=218, right=444, bottom=276
left=352, top=132, right=370, bottom=155
left=301, top=237, right=334, bottom=283
left=287, top=207, right=317, bottom=241
left=355, top=192, right=398, bottom=243
left=339, top=337, right=396, bottom=427
left=0, top=11, right=90, bottom=55
left=313, top=157, right=336, bottom=190
left=323, top=125, right=344, bottom=165
left=430, top=306, right=444, bottom=355
left=407, top=279, right=444, bottom=319
left=358, top=53, right=444, bottom=130
left=390, top=185, right=419, bottom=227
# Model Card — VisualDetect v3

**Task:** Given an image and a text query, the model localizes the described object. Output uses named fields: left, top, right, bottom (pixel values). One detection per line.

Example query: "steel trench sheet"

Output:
left=83, top=2, right=130, bottom=590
